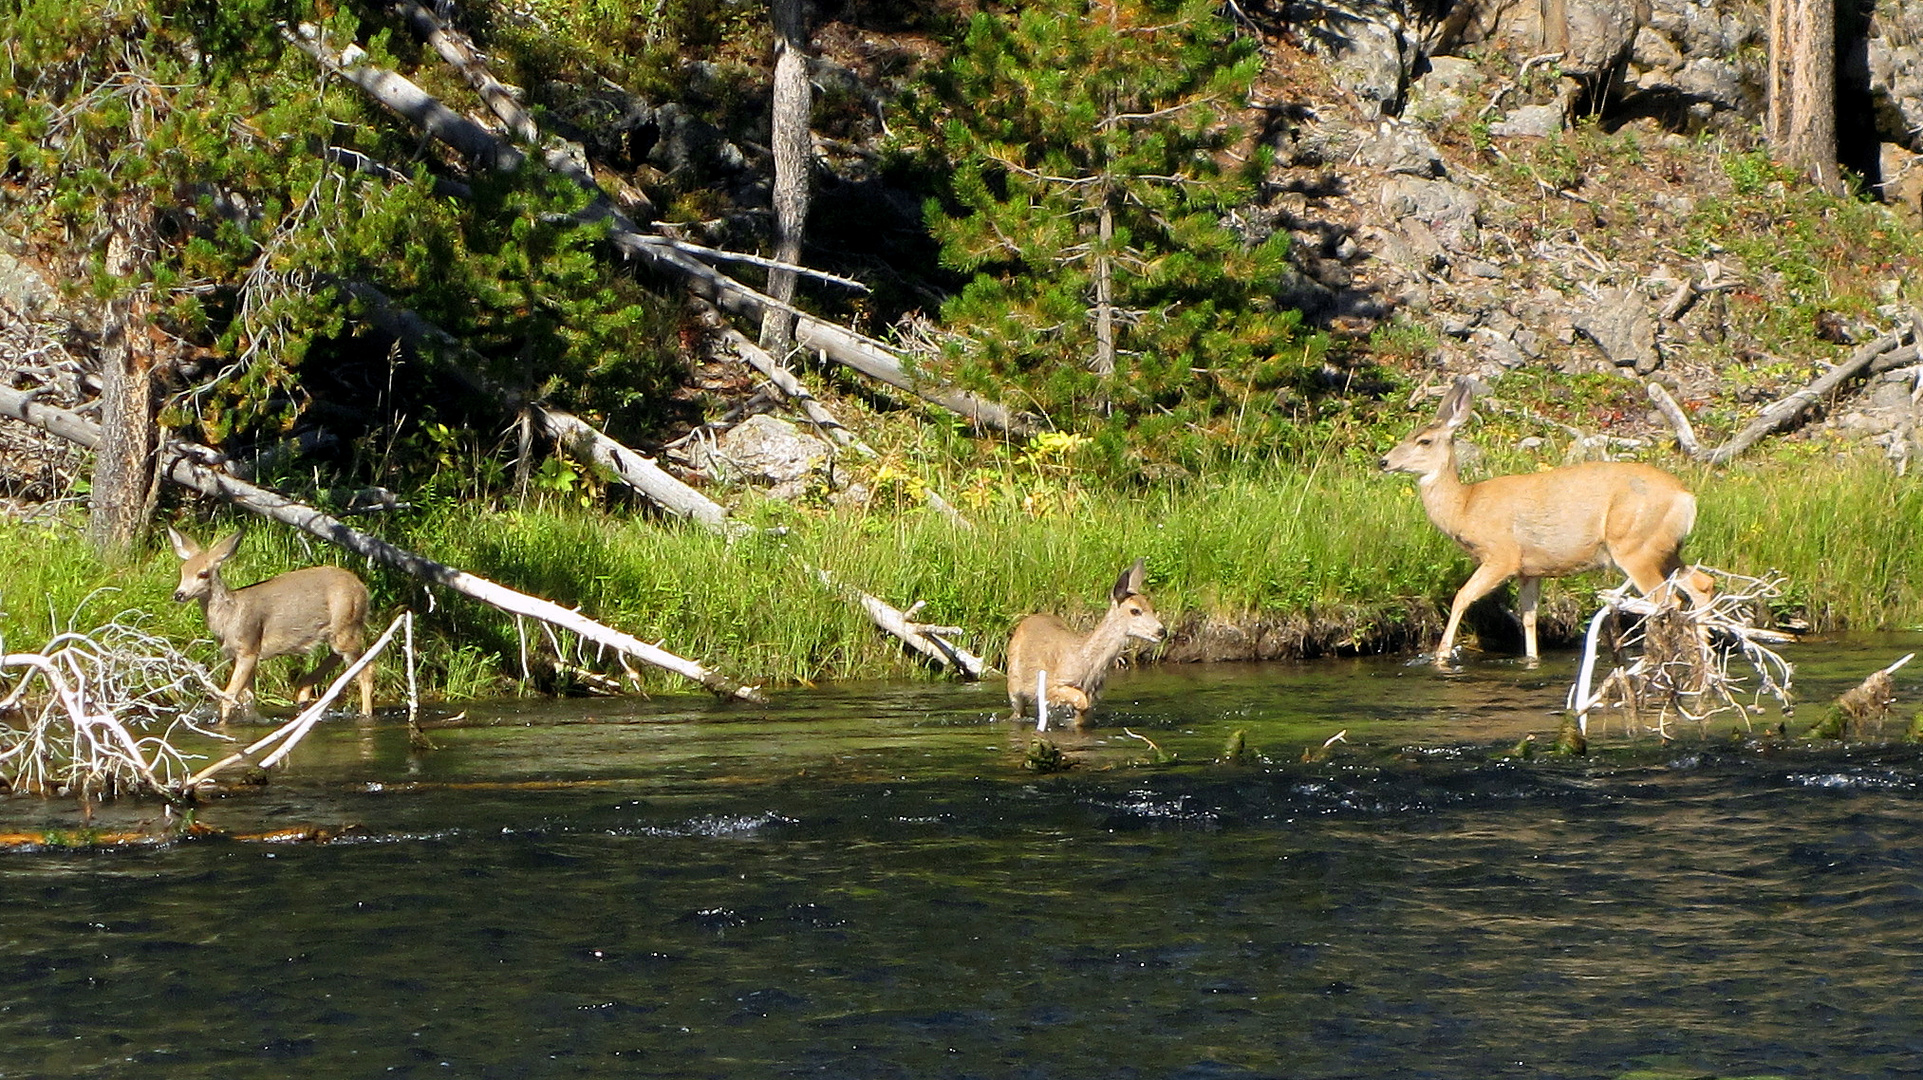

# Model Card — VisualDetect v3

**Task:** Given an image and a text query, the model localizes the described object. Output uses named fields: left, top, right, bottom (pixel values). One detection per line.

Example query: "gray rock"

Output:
left=1629, top=25, right=1684, bottom=74
left=1357, top=120, right=1445, bottom=177
left=0, top=247, right=53, bottom=316
left=1674, top=57, right=1745, bottom=106
left=692, top=414, right=830, bottom=500
left=1327, top=16, right=1414, bottom=115
left=648, top=102, right=743, bottom=179
left=1478, top=329, right=1530, bottom=369
left=1572, top=287, right=1661, bottom=374
left=1488, top=103, right=1565, bottom=139
left=1379, top=177, right=1480, bottom=253
left=1559, top=0, right=1643, bottom=78
left=1406, top=55, right=1483, bottom=124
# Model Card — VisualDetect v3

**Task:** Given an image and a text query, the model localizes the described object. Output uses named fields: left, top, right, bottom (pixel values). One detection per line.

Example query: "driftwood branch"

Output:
left=1648, top=324, right=1918, bottom=464
left=0, top=386, right=766, bottom=703
left=293, top=23, right=1038, bottom=437
left=813, top=568, right=988, bottom=679
left=184, top=611, right=410, bottom=787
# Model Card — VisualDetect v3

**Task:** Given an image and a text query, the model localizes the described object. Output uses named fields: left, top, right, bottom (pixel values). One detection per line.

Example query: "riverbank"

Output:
left=1, top=451, right=1916, bottom=701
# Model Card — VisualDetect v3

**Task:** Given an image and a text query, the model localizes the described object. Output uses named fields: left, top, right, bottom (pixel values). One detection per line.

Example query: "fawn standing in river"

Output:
left=1006, top=558, right=1166, bottom=726
left=169, top=528, right=376, bottom=720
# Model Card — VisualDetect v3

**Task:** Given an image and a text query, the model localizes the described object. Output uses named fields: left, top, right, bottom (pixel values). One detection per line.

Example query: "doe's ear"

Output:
left=1111, top=557, right=1147, bottom=604
left=166, top=527, right=198, bottom=560
left=1436, top=377, right=1481, bottom=430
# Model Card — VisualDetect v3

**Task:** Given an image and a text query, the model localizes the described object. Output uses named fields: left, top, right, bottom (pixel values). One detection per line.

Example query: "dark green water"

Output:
left=5, top=634, right=1923, bottom=1079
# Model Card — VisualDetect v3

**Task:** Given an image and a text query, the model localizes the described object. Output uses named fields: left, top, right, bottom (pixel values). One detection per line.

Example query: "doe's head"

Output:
left=1380, top=377, right=1478, bottom=478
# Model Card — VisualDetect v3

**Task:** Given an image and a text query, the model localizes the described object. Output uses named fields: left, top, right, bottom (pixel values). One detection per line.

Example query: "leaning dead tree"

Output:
left=0, top=385, right=767, bottom=703
left=1568, top=569, right=1796, bottom=739
left=289, top=20, right=1038, bottom=438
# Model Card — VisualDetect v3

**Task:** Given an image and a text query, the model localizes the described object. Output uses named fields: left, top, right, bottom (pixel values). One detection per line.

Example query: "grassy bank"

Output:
left=1, top=452, right=1917, bottom=703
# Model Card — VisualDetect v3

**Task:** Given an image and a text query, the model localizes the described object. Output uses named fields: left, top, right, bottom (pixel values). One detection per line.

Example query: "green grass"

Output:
left=2, top=451, right=1917, bottom=702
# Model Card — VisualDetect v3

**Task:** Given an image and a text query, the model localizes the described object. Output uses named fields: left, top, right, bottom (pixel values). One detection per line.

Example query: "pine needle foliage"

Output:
left=908, top=0, right=1313, bottom=474
left=0, top=0, right=687, bottom=491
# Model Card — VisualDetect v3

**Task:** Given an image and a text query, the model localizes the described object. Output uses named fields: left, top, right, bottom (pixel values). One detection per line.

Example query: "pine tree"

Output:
left=912, top=0, right=1306, bottom=468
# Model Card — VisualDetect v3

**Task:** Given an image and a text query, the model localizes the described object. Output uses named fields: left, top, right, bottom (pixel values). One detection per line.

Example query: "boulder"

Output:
left=691, top=414, right=830, bottom=500
left=1378, top=177, right=1480, bottom=254
left=1572, top=287, right=1661, bottom=374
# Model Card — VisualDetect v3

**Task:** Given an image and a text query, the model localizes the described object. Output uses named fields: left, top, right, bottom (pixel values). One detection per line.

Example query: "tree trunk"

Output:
left=1090, top=199, right=1117, bottom=379
left=86, top=215, right=160, bottom=560
left=1770, top=0, right=1841, bottom=193
left=759, top=0, right=812, bottom=358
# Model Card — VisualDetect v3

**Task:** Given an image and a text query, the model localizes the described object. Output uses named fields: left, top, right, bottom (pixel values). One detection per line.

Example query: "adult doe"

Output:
left=1006, top=557, right=1166, bottom=727
left=1380, top=378, right=1710, bottom=663
left=168, top=528, right=375, bottom=720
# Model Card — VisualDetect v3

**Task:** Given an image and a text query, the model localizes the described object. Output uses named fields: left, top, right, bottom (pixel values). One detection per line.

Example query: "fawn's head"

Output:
left=168, top=528, right=244, bottom=604
left=1108, top=557, right=1167, bottom=645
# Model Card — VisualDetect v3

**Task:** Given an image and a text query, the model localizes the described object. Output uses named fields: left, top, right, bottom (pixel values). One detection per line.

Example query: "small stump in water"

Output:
left=1806, top=654, right=1911, bottom=740
left=1024, top=737, right=1071, bottom=773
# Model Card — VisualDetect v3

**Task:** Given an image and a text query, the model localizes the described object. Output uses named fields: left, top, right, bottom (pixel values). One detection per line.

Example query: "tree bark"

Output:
left=1090, top=198, right=1117, bottom=380
left=1769, top=0, right=1841, bottom=192
left=759, top=0, right=812, bottom=359
left=86, top=212, right=161, bottom=560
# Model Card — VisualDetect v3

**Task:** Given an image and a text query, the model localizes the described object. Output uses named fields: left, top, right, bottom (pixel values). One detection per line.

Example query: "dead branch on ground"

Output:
left=1647, top=321, right=1920, bottom=464
left=0, top=609, right=223, bottom=802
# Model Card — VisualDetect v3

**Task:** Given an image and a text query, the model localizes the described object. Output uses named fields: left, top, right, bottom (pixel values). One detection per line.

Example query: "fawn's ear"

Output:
left=1112, top=557, right=1147, bottom=604
left=166, top=528, right=199, bottom=560
left=207, top=529, right=245, bottom=564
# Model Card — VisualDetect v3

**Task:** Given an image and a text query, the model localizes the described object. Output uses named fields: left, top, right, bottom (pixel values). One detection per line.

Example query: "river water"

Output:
left=5, top=634, right=1923, bottom=1079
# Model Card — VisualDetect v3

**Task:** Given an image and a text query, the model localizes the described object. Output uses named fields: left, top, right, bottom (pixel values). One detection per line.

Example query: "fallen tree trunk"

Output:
left=391, top=0, right=539, bottom=145
left=690, top=298, right=872, bottom=456
left=1648, top=324, right=1917, bottom=464
left=0, top=386, right=766, bottom=703
left=294, top=23, right=1038, bottom=438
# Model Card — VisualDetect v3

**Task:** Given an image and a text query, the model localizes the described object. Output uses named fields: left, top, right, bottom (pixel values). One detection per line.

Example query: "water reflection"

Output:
left=3, top=633, right=1922, bottom=1078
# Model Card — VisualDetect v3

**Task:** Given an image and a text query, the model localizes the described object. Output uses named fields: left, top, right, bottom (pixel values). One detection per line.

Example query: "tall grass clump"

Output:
left=1691, top=455, right=1923, bottom=629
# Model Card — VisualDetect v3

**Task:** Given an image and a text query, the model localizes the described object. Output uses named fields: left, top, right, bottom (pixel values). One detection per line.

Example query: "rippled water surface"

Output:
left=6, top=634, right=1923, bottom=1079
